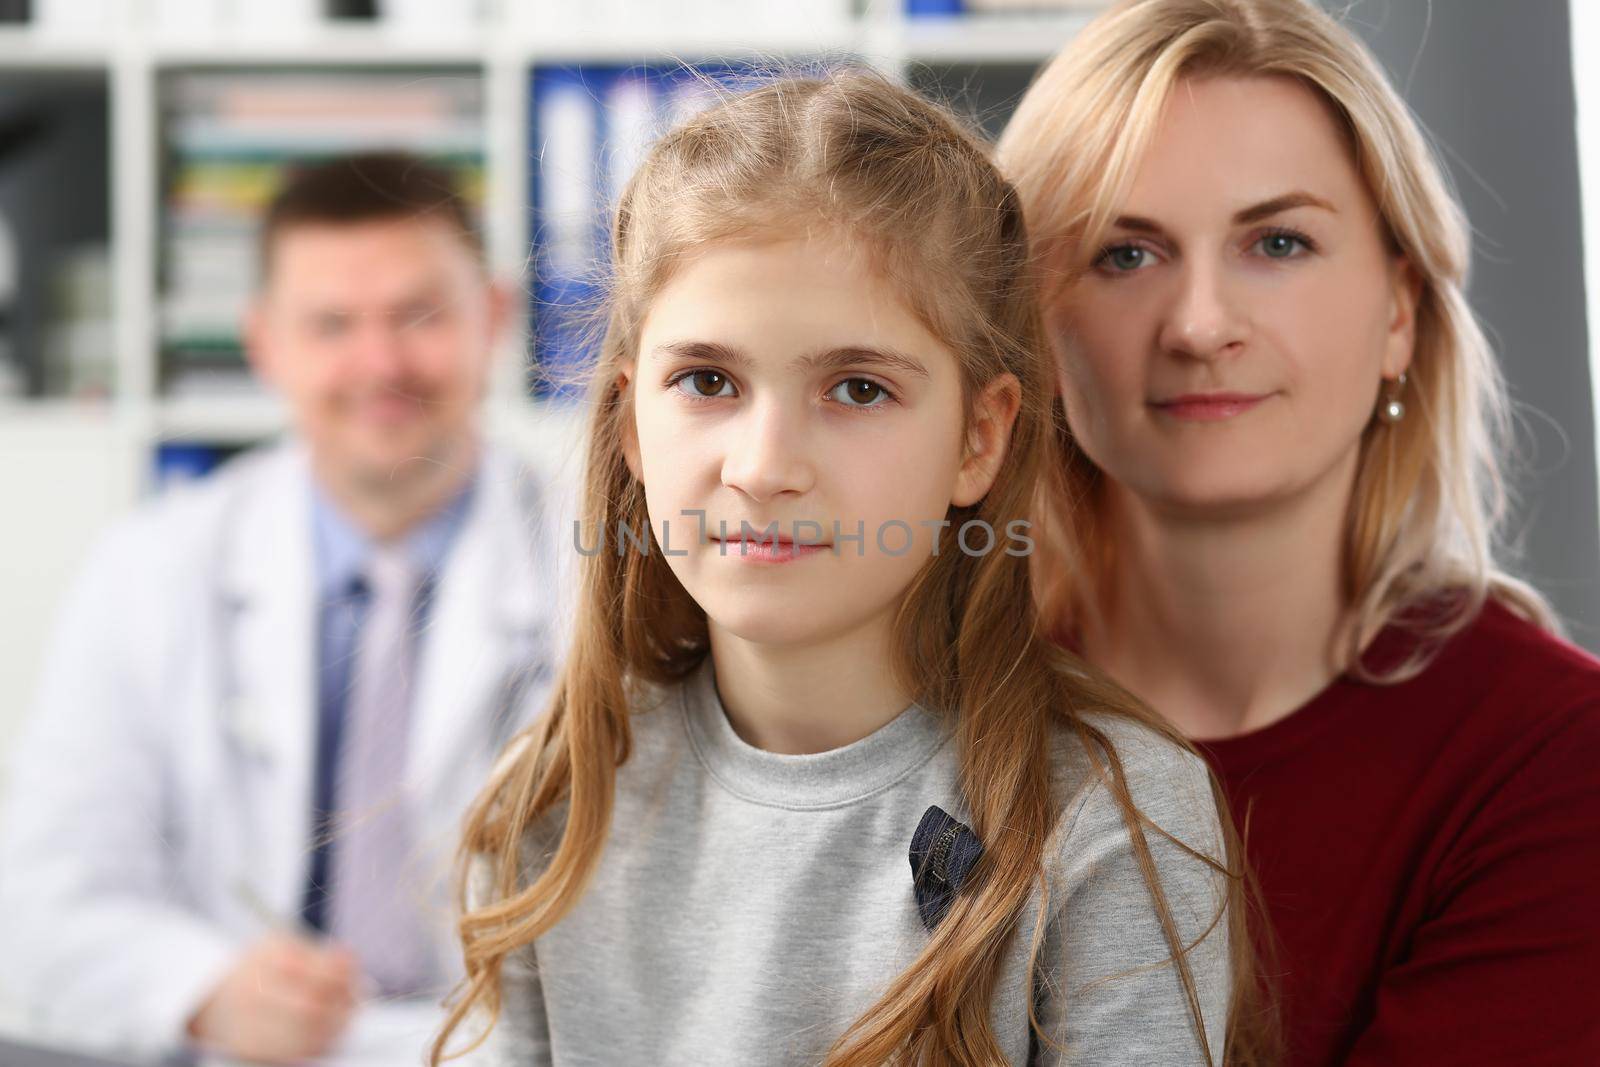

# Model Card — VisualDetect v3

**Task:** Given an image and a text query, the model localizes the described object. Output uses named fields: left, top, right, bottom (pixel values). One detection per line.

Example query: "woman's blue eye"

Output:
left=829, top=378, right=890, bottom=407
left=1258, top=232, right=1308, bottom=258
left=674, top=369, right=735, bottom=398
left=1100, top=245, right=1152, bottom=273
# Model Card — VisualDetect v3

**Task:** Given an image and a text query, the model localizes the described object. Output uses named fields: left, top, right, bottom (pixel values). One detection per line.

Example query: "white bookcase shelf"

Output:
left=154, top=394, right=287, bottom=443
left=901, top=11, right=1092, bottom=61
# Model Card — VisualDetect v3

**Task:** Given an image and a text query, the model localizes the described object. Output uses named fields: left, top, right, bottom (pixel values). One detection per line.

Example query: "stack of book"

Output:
left=159, top=70, right=485, bottom=397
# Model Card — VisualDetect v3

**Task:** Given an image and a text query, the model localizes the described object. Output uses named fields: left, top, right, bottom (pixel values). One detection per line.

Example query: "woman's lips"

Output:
left=1150, top=392, right=1272, bottom=421
left=709, top=536, right=831, bottom=563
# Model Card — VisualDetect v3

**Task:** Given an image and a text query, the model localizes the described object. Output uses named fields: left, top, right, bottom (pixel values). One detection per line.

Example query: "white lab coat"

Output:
left=0, top=439, right=571, bottom=1060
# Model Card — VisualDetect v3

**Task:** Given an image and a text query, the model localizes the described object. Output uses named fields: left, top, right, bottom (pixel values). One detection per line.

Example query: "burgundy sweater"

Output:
left=1198, top=600, right=1600, bottom=1066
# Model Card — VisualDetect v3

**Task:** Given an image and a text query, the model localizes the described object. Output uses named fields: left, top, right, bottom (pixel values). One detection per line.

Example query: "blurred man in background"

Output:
left=0, top=152, right=564, bottom=1064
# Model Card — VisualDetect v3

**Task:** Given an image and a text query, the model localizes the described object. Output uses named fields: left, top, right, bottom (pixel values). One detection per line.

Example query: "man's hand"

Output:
left=186, top=933, right=360, bottom=1064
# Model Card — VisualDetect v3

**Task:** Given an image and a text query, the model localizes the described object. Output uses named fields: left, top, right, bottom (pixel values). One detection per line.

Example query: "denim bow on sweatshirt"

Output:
left=909, top=805, right=985, bottom=931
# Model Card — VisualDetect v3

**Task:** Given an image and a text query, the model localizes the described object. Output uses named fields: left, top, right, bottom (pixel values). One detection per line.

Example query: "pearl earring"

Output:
left=1380, top=371, right=1407, bottom=424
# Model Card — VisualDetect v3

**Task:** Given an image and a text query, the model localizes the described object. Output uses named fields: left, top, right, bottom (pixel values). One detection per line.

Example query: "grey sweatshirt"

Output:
left=462, top=657, right=1232, bottom=1066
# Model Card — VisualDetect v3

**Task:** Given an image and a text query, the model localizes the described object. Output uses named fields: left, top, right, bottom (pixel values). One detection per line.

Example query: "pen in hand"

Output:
left=233, top=879, right=378, bottom=1001
left=182, top=884, right=366, bottom=1063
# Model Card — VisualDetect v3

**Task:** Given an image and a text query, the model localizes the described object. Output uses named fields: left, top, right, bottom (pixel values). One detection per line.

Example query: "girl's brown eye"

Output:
left=677, top=369, right=733, bottom=398
left=830, top=378, right=888, bottom=407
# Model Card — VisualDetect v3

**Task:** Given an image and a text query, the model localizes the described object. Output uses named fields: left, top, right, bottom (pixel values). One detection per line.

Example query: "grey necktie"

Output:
left=327, top=544, right=440, bottom=996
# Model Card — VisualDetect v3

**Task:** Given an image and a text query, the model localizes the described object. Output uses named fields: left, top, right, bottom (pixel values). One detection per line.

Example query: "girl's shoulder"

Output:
left=1046, top=711, right=1215, bottom=816
left=1031, top=714, right=1235, bottom=1062
left=1042, top=711, right=1226, bottom=894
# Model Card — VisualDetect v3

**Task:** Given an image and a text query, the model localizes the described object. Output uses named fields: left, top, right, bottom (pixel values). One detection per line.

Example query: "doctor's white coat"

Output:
left=0, top=440, right=571, bottom=1059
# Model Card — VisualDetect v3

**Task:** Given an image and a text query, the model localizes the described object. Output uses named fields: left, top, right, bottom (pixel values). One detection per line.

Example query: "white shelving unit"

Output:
left=0, top=0, right=1094, bottom=734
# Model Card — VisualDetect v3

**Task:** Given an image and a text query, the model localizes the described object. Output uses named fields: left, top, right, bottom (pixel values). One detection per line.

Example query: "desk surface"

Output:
left=0, top=1036, right=144, bottom=1067
left=0, top=999, right=442, bottom=1067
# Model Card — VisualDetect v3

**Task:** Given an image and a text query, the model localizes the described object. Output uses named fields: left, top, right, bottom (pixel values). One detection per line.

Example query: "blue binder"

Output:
left=528, top=62, right=763, bottom=401
left=153, top=442, right=226, bottom=488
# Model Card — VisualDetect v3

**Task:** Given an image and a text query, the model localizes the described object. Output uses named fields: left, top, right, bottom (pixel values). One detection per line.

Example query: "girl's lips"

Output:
left=1150, top=393, right=1272, bottom=421
left=710, top=537, right=831, bottom=563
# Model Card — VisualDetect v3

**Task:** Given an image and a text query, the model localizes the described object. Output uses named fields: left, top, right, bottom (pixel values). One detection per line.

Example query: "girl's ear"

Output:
left=951, top=373, right=1022, bottom=507
left=617, top=364, right=643, bottom=481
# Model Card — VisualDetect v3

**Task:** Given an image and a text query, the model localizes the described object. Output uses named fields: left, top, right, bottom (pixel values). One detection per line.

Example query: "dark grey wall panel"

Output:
left=1329, top=0, right=1600, bottom=649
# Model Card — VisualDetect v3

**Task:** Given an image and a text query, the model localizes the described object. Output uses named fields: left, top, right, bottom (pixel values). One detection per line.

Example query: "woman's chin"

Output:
left=1127, top=472, right=1302, bottom=522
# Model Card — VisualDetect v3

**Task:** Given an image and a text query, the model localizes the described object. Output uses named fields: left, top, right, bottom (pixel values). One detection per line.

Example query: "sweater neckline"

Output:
left=1193, top=669, right=1362, bottom=769
left=678, top=656, right=951, bottom=811
left=1193, top=608, right=1450, bottom=768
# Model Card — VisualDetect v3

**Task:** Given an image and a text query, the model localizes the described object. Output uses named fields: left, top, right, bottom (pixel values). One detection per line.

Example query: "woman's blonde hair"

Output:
left=997, top=0, right=1558, bottom=678
left=430, top=69, right=1274, bottom=1066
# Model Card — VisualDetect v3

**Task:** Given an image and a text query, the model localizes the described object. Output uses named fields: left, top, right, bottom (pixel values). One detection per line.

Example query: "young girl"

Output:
left=998, top=0, right=1600, bottom=1062
left=431, top=71, right=1262, bottom=1066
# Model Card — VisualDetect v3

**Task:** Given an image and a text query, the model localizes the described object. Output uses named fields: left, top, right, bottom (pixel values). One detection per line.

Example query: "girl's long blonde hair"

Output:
left=431, top=70, right=1274, bottom=1066
left=997, top=0, right=1558, bottom=678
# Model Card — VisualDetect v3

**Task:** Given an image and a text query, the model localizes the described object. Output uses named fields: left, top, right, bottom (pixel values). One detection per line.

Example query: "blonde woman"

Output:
left=429, top=72, right=1274, bottom=1066
left=999, top=0, right=1600, bottom=1063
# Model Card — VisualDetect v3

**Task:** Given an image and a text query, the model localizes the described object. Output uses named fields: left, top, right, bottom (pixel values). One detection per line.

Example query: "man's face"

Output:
left=246, top=217, right=504, bottom=490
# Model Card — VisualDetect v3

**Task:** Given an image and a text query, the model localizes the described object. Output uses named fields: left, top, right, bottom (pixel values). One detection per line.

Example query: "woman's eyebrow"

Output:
left=652, top=340, right=930, bottom=380
left=1110, top=215, right=1166, bottom=236
left=1233, top=191, right=1338, bottom=224
left=1109, top=191, right=1338, bottom=235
